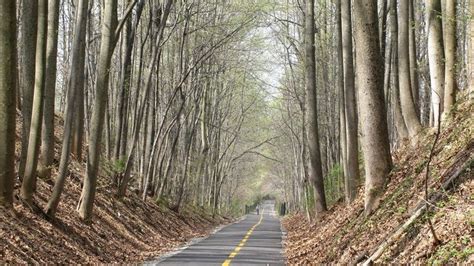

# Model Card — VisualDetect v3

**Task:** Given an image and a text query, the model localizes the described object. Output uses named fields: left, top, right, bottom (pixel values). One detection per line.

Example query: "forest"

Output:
left=0, top=0, right=473, bottom=264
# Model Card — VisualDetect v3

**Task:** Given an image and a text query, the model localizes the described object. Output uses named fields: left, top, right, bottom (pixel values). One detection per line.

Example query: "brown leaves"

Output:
left=282, top=96, right=473, bottom=264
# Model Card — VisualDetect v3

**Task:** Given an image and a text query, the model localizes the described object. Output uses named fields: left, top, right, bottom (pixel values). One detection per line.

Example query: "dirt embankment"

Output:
left=0, top=114, right=229, bottom=264
left=283, top=96, right=473, bottom=264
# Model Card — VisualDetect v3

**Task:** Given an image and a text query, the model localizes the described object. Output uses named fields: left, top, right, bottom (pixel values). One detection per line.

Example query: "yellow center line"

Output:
left=222, top=214, right=263, bottom=266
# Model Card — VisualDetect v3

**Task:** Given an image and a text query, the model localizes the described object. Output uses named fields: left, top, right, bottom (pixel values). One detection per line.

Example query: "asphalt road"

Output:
left=150, top=201, right=284, bottom=266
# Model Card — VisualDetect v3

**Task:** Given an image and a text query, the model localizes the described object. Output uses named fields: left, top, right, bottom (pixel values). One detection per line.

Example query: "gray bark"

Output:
left=21, top=0, right=48, bottom=204
left=19, top=0, right=38, bottom=179
left=38, top=0, right=60, bottom=178
left=427, top=0, right=445, bottom=127
left=353, top=0, right=393, bottom=215
left=341, top=0, right=359, bottom=203
left=304, top=0, right=327, bottom=213
left=398, top=0, right=422, bottom=138
left=77, top=0, right=118, bottom=220
left=443, top=0, right=456, bottom=111
left=45, top=0, right=89, bottom=217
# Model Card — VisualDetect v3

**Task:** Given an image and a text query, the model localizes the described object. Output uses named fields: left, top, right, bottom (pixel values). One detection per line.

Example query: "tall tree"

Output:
left=340, top=0, right=359, bottom=203
left=353, top=0, right=392, bottom=215
left=390, top=0, right=409, bottom=141
left=0, top=0, right=17, bottom=209
left=304, top=0, right=327, bottom=213
left=427, top=0, right=445, bottom=127
left=443, top=0, right=457, bottom=111
left=20, top=0, right=48, bottom=204
left=469, top=0, right=474, bottom=99
left=77, top=0, right=119, bottom=220
left=19, top=0, right=38, bottom=179
left=45, top=0, right=89, bottom=217
left=38, top=0, right=60, bottom=178
left=408, top=0, right=420, bottom=110
left=398, top=0, right=422, bottom=138
left=77, top=0, right=136, bottom=220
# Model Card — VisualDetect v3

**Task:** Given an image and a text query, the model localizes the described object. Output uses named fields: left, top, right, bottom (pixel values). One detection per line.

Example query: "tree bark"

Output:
left=77, top=0, right=118, bottom=220
left=45, top=0, right=89, bottom=217
left=469, top=0, right=474, bottom=99
left=304, top=0, right=327, bottom=214
left=398, top=0, right=422, bottom=139
left=38, top=0, right=60, bottom=178
left=427, top=0, right=445, bottom=127
left=19, top=0, right=38, bottom=179
left=408, top=0, right=420, bottom=110
left=21, top=0, right=48, bottom=204
left=341, top=0, right=359, bottom=203
left=353, top=0, right=392, bottom=215
left=443, top=0, right=456, bottom=111
left=0, top=0, right=17, bottom=208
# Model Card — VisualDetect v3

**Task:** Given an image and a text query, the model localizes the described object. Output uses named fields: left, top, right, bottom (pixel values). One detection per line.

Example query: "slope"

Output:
left=283, top=94, right=473, bottom=264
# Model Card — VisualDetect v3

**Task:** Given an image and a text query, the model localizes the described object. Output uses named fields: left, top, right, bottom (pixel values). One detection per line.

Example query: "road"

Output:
left=150, top=201, right=285, bottom=266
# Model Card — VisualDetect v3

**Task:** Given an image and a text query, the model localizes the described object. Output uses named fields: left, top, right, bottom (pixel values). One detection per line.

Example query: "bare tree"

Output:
left=443, top=0, right=457, bottom=111
left=20, top=0, right=48, bottom=205
left=304, top=0, right=327, bottom=213
left=427, top=0, right=445, bottom=127
left=18, top=0, right=38, bottom=179
left=340, top=0, right=359, bottom=203
left=0, top=0, right=17, bottom=209
left=398, top=0, right=422, bottom=139
left=45, top=0, right=89, bottom=217
left=353, top=0, right=392, bottom=215
left=38, top=0, right=60, bottom=178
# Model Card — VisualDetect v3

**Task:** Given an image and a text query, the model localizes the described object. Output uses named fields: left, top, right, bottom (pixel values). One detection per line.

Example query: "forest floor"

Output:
left=283, top=94, right=473, bottom=264
left=0, top=114, right=230, bottom=264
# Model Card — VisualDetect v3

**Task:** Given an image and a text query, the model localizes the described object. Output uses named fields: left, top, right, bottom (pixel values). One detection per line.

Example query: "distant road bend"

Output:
left=150, top=200, right=285, bottom=265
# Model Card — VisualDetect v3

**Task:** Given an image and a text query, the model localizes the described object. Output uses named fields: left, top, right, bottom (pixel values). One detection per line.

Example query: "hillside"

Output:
left=0, top=114, right=229, bottom=264
left=283, top=95, right=473, bottom=264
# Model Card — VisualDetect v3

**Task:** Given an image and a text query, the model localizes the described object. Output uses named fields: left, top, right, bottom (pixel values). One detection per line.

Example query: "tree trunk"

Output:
left=19, top=0, right=38, bottom=179
left=353, top=0, right=393, bottom=215
left=38, top=0, right=60, bottom=178
left=336, top=0, right=348, bottom=203
left=398, top=0, right=422, bottom=139
left=443, top=0, right=456, bottom=111
left=427, top=0, right=445, bottom=128
left=469, top=0, right=474, bottom=99
left=77, top=0, right=118, bottom=221
left=45, top=0, right=89, bottom=217
left=304, top=0, right=327, bottom=214
left=408, top=0, right=420, bottom=110
left=20, top=0, right=48, bottom=204
left=0, top=0, right=17, bottom=208
left=341, top=0, right=359, bottom=203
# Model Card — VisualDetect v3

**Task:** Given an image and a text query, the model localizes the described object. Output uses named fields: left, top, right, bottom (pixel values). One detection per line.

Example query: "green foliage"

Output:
left=428, top=240, right=474, bottom=264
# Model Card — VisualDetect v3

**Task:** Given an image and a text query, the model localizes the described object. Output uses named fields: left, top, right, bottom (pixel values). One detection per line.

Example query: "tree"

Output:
left=353, top=0, right=392, bottom=215
left=470, top=0, right=474, bottom=99
left=304, top=0, right=327, bottom=213
left=45, top=0, right=89, bottom=217
left=340, top=0, right=359, bottom=203
left=427, top=0, right=445, bottom=127
left=20, top=0, right=48, bottom=205
left=77, top=0, right=136, bottom=220
left=77, top=0, right=119, bottom=220
left=0, top=0, right=17, bottom=209
left=398, top=0, right=422, bottom=139
left=18, top=0, right=38, bottom=179
left=38, top=0, right=60, bottom=178
left=390, top=0, right=409, bottom=141
left=443, top=0, right=457, bottom=111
